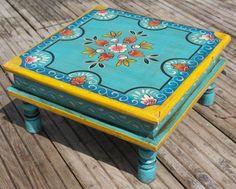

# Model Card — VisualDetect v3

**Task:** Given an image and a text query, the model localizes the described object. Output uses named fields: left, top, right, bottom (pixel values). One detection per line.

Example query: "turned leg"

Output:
left=199, top=82, right=215, bottom=106
left=22, top=102, right=42, bottom=133
left=137, top=148, right=157, bottom=183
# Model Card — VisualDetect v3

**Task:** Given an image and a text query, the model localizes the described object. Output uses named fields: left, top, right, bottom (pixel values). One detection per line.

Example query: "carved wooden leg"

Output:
left=137, top=148, right=157, bottom=183
left=22, top=102, right=42, bottom=133
left=199, top=82, right=215, bottom=106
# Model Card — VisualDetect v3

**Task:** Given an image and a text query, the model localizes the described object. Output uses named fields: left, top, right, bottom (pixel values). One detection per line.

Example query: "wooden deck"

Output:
left=0, top=0, right=236, bottom=188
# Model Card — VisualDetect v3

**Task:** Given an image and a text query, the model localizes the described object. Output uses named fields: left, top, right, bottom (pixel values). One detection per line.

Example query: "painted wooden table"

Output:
left=3, top=6, right=231, bottom=184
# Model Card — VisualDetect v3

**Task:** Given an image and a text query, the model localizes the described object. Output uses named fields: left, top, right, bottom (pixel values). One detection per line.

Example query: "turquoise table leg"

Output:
left=22, top=102, right=42, bottom=133
left=199, top=82, right=216, bottom=106
left=138, top=148, right=157, bottom=183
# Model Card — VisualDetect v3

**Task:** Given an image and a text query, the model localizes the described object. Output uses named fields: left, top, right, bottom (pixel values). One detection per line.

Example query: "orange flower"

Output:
left=171, top=63, right=190, bottom=72
left=148, top=20, right=160, bottom=27
left=60, top=29, right=73, bottom=36
left=95, top=40, right=109, bottom=46
left=128, top=50, right=144, bottom=57
left=99, top=53, right=114, bottom=61
left=123, top=36, right=137, bottom=44
left=71, top=76, right=86, bottom=85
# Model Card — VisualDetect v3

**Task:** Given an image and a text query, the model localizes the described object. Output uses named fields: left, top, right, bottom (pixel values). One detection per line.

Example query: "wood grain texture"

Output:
left=0, top=0, right=236, bottom=188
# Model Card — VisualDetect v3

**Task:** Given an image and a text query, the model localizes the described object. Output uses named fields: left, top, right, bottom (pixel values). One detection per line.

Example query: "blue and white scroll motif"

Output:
left=19, top=8, right=220, bottom=108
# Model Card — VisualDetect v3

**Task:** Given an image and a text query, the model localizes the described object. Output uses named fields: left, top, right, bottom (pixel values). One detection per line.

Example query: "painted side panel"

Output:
left=2, top=5, right=231, bottom=124
left=13, top=56, right=222, bottom=137
left=13, top=75, right=156, bottom=137
left=8, top=58, right=226, bottom=151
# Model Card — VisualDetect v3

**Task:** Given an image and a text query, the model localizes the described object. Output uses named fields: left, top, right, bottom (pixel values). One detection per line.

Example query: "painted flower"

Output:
left=83, top=47, right=96, bottom=58
left=116, top=55, right=136, bottom=67
left=59, top=29, right=73, bottom=36
left=110, top=38, right=119, bottom=43
left=25, top=56, right=40, bottom=64
left=131, top=44, right=140, bottom=49
left=103, top=31, right=122, bottom=38
left=139, top=41, right=153, bottom=49
left=148, top=20, right=160, bottom=27
left=96, top=48, right=105, bottom=53
left=95, top=40, right=109, bottom=46
left=141, top=95, right=157, bottom=106
left=123, top=36, right=137, bottom=44
left=200, top=34, right=215, bottom=41
left=118, top=55, right=128, bottom=60
left=71, top=76, right=86, bottom=85
left=171, top=63, right=190, bottom=72
left=128, top=50, right=144, bottom=57
left=97, top=10, right=108, bottom=16
left=83, top=30, right=157, bottom=69
left=109, top=44, right=127, bottom=53
left=99, top=52, right=114, bottom=61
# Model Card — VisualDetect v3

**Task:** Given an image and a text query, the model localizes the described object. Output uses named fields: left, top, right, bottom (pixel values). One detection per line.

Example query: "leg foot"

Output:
left=199, top=82, right=215, bottom=106
left=22, top=102, right=42, bottom=133
left=137, top=148, right=157, bottom=183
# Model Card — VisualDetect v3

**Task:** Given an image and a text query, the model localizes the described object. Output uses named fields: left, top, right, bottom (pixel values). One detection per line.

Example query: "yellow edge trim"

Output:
left=7, top=90, right=156, bottom=151
left=153, top=63, right=226, bottom=151
left=2, top=5, right=158, bottom=124
left=2, top=7, right=231, bottom=124
left=145, top=31, right=231, bottom=123
left=4, top=63, right=158, bottom=123
left=7, top=62, right=226, bottom=151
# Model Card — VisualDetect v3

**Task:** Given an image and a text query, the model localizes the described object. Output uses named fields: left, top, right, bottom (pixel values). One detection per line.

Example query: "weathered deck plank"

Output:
left=0, top=155, right=16, bottom=189
left=0, top=110, right=33, bottom=189
left=170, top=129, right=235, bottom=189
left=0, top=70, right=83, bottom=189
left=0, top=0, right=236, bottom=188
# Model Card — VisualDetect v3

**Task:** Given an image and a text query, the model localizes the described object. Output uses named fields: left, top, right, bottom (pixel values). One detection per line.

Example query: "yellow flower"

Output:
left=139, top=41, right=153, bottom=49
left=116, top=55, right=136, bottom=67
left=82, top=47, right=96, bottom=58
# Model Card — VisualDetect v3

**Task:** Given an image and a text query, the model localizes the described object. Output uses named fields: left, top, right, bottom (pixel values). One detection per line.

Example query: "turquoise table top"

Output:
left=3, top=6, right=231, bottom=183
left=3, top=6, right=231, bottom=152
left=16, top=7, right=224, bottom=109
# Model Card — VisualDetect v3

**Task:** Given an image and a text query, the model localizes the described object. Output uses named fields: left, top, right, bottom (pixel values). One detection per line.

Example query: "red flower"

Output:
left=95, top=40, right=109, bottom=46
left=71, top=76, right=86, bottom=85
left=123, top=36, right=137, bottom=44
left=128, top=50, right=144, bottom=57
left=25, top=56, right=39, bottom=64
left=141, top=95, right=157, bottom=106
left=99, top=53, right=114, bottom=61
left=200, top=34, right=215, bottom=41
left=148, top=20, right=160, bottom=27
left=60, top=29, right=73, bottom=36
left=171, top=63, right=190, bottom=72
left=97, top=10, right=108, bottom=16
left=205, top=34, right=215, bottom=40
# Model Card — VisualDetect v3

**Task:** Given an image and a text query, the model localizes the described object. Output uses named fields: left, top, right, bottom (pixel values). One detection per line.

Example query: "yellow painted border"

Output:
left=154, top=62, right=226, bottom=151
left=7, top=62, right=226, bottom=151
left=7, top=89, right=156, bottom=150
left=2, top=5, right=231, bottom=124
left=145, top=31, right=231, bottom=122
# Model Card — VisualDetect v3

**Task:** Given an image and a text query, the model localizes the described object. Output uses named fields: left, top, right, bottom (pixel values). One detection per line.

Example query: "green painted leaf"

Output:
left=117, top=31, right=122, bottom=36
left=89, top=63, right=97, bottom=69
left=149, top=58, right=159, bottom=61
left=150, top=54, right=159, bottom=57
left=130, top=30, right=136, bottom=35
left=99, top=63, right=104, bottom=68
left=85, top=60, right=96, bottom=63
left=144, top=58, right=149, bottom=64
